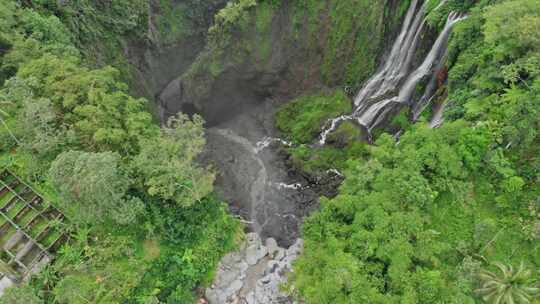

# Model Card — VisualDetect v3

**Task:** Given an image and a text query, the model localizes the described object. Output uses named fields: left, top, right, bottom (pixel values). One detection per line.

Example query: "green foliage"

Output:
left=130, top=196, right=240, bottom=302
left=325, top=120, right=363, bottom=147
left=292, top=122, right=485, bottom=302
left=20, top=0, right=149, bottom=83
left=483, top=0, right=540, bottom=60
left=322, top=0, right=386, bottom=87
left=425, top=0, right=476, bottom=29
left=0, top=284, right=43, bottom=304
left=446, top=0, right=540, bottom=182
left=155, top=0, right=225, bottom=46
left=48, top=0, right=148, bottom=43
left=155, top=0, right=192, bottom=45
left=390, top=107, right=412, bottom=130
left=2, top=0, right=539, bottom=303
left=276, top=90, right=352, bottom=143
left=476, top=262, right=540, bottom=304
left=287, top=142, right=368, bottom=176
left=291, top=1, right=540, bottom=302
left=49, top=151, right=143, bottom=225
left=1, top=54, right=158, bottom=159
left=0, top=2, right=239, bottom=303
left=51, top=231, right=148, bottom=304
left=133, top=114, right=214, bottom=207
left=288, top=0, right=395, bottom=87
left=208, top=0, right=257, bottom=49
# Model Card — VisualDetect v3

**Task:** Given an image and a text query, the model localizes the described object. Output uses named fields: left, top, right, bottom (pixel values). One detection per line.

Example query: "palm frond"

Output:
left=476, top=262, right=539, bottom=304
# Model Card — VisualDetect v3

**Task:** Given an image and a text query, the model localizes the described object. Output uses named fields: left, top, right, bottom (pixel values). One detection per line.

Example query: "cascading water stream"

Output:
left=319, top=1, right=467, bottom=144
left=254, top=137, right=292, bottom=154
left=429, top=102, right=446, bottom=128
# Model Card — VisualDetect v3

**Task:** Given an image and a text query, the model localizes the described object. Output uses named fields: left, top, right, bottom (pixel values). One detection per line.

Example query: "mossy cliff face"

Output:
left=157, top=0, right=410, bottom=125
left=124, top=0, right=229, bottom=101
left=28, top=0, right=230, bottom=104
left=32, top=0, right=409, bottom=123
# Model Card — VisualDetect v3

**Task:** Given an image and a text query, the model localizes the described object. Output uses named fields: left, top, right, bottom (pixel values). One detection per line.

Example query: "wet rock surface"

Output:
left=202, top=101, right=319, bottom=247
left=205, top=233, right=303, bottom=304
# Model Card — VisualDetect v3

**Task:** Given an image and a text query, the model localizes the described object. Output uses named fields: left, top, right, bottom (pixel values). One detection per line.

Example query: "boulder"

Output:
left=264, top=238, right=279, bottom=256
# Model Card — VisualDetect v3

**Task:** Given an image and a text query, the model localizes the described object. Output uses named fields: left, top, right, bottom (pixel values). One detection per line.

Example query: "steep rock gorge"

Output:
left=124, top=0, right=229, bottom=101
left=102, top=1, right=464, bottom=302
left=126, top=0, right=416, bottom=248
left=157, top=0, right=410, bottom=123
left=119, top=0, right=467, bottom=248
left=3, top=0, right=538, bottom=303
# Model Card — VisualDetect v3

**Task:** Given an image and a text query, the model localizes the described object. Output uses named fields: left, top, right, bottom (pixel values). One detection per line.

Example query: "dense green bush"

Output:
left=1, top=0, right=539, bottom=303
left=49, top=150, right=143, bottom=225
left=290, top=0, right=540, bottom=302
left=0, top=2, right=239, bottom=303
left=130, top=196, right=240, bottom=303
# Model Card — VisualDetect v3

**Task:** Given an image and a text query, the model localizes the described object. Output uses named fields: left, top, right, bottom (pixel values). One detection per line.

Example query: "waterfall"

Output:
left=319, top=1, right=466, bottom=144
left=353, top=0, right=427, bottom=108
left=429, top=102, right=446, bottom=128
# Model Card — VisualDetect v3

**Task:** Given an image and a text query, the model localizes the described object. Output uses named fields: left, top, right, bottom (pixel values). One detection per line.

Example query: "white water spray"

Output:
left=254, top=137, right=293, bottom=153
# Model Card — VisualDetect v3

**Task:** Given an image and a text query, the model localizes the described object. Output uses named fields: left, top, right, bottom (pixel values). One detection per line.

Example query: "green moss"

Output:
left=156, top=1, right=192, bottom=45
left=275, top=90, right=352, bottom=143
left=290, top=0, right=327, bottom=41
left=326, top=121, right=363, bottom=147
left=287, top=141, right=368, bottom=175
left=178, top=0, right=414, bottom=107
left=255, top=2, right=273, bottom=33
left=322, top=0, right=386, bottom=87
left=288, top=0, right=417, bottom=88
left=208, top=59, right=225, bottom=77
left=253, top=2, right=274, bottom=61
left=390, top=107, right=412, bottom=130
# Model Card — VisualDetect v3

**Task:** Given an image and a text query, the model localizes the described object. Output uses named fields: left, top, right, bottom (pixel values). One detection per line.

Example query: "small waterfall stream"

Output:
left=320, top=1, right=466, bottom=144
left=254, top=137, right=292, bottom=154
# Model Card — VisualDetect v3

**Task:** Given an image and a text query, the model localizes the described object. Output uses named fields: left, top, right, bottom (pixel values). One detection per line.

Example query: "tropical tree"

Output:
left=132, top=113, right=214, bottom=207
left=0, top=100, right=19, bottom=145
left=476, top=262, right=540, bottom=304
left=49, top=150, right=144, bottom=225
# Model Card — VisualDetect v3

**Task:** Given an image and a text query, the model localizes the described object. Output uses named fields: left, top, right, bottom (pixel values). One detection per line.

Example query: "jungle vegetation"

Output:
left=0, top=0, right=539, bottom=303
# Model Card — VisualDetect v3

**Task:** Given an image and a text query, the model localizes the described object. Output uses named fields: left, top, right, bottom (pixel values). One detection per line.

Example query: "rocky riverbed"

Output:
left=205, top=233, right=303, bottom=304
left=198, top=99, right=317, bottom=303
left=202, top=100, right=319, bottom=247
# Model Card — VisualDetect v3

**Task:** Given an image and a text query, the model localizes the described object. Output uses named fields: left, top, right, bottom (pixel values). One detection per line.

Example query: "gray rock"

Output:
left=246, top=245, right=261, bottom=265
left=274, top=248, right=285, bottom=261
left=228, top=280, right=244, bottom=294
left=206, top=233, right=302, bottom=304
left=265, top=238, right=279, bottom=256
left=222, top=252, right=243, bottom=265
left=217, top=268, right=241, bottom=287
left=286, top=239, right=304, bottom=258
left=205, top=289, right=225, bottom=304
left=245, top=291, right=256, bottom=304
left=245, top=242, right=268, bottom=265
left=256, top=245, right=268, bottom=261
left=246, top=233, right=261, bottom=246
left=238, top=261, right=249, bottom=273
left=266, top=260, right=279, bottom=274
